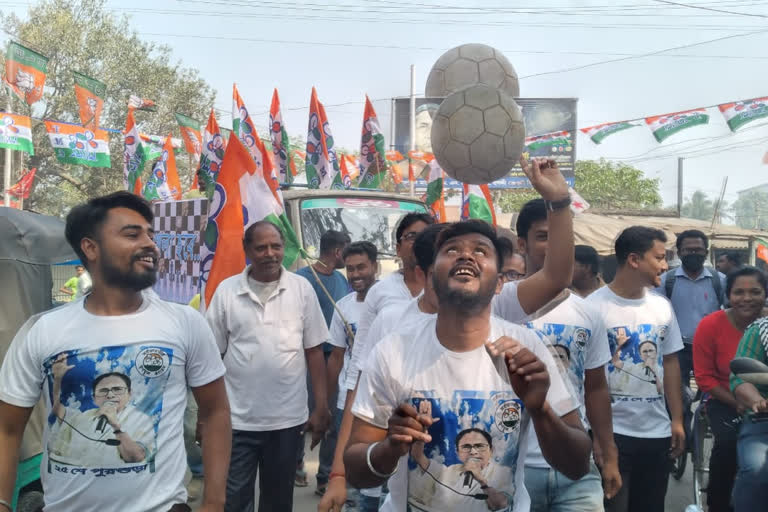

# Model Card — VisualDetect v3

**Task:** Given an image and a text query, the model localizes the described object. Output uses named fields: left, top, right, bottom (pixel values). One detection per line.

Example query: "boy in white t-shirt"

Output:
left=510, top=199, right=619, bottom=512
left=0, top=192, right=230, bottom=512
left=344, top=220, right=591, bottom=512
left=586, top=226, right=685, bottom=512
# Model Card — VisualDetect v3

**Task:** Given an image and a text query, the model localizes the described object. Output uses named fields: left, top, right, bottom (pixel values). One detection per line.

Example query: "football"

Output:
left=431, top=84, right=525, bottom=185
left=425, top=43, right=520, bottom=99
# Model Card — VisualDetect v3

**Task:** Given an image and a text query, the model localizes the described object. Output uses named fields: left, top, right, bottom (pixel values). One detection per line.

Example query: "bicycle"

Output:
left=691, top=394, right=714, bottom=510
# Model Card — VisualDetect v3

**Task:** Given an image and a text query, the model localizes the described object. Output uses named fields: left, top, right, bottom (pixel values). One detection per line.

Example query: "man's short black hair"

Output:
left=676, top=229, right=709, bottom=251
left=75, top=264, right=85, bottom=271
left=413, top=223, right=449, bottom=273
left=65, top=192, right=153, bottom=269
left=93, top=372, right=132, bottom=393
left=726, top=266, right=768, bottom=297
left=515, top=198, right=547, bottom=241
left=435, top=220, right=504, bottom=271
left=497, top=237, right=516, bottom=261
left=575, top=245, right=600, bottom=275
left=455, top=427, right=493, bottom=450
left=320, top=230, right=351, bottom=255
left=244, top=220, right=284, bottom=246
left=615, top=226, right=667, bottom=265
left=395, top=212, right=435, bottom=243
left=342, top=241, right=377, bottom=263
left=721, top=251, right=742, bottom=266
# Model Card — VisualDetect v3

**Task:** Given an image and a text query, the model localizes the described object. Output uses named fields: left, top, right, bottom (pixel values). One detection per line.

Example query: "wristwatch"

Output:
left=544, top=196, right=571, bottom=212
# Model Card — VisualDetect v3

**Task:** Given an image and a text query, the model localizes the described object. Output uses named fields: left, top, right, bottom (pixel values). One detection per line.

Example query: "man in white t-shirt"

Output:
left=344, top=220, right=591, bottom=512
left=510, top=199, right=620, bottom=511
left=0, top=191, right=231, bottom=512
left=205, top=220, right=334, bottom=512
left=586, top=226, right=685, bottom=512
left=319, top=223, right=446, bottom=511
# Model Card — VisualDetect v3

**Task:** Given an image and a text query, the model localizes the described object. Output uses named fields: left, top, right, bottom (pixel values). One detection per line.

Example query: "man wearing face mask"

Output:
left=657, top=230, right=725, bottom=449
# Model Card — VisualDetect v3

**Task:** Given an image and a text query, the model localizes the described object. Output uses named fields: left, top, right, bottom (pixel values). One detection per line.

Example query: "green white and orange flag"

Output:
left=425, top=160, right=446, bottom=222
left=305, top=87, right=343, bottom=189
left=203, top=133, right=300, bottom=308
left=358, top=96, right=387, bottom=189
left=461, top=183, right=496, bottom=226
left=269, top=88, right=292, bottom=184
left=4, top=42, right=48, bottom=105
left=175, top=113, right=202, bottom=161
left=580, top=121, right=638, bottom=144
left=0, top=112, right=34, bottom=155
left=123, top=108, right=147, bottom=194
left=142, top=134, right=182, bottom=201
left=73, top=71, right=106, bottom=130
left=645, top=108, right=709, bottom=142
left=45, top=120, right=111, bottom=168
left=197, top=109, right=226, bottom=199
left=718, top=97, right=768, bottom=132
left=525, top=131, right=572, bottom=152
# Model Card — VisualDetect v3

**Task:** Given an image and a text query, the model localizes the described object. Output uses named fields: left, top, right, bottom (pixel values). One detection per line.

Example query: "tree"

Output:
left=733, top=190, right=768, bottom=230
left=681, top=190, right=714, bottom=221
left=493, top=159, right=662, bottom=213
left=0, top=0, right=216, bottom=216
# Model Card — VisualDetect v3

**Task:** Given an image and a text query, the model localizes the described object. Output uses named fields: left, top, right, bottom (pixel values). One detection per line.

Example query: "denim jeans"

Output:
left=525, top=462, right=604, bottom=512
left=731, top=416, right=768, bottom=512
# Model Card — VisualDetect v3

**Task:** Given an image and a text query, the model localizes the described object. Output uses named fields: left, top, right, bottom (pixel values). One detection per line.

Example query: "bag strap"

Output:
left=664, top=269, right=676, bottom=299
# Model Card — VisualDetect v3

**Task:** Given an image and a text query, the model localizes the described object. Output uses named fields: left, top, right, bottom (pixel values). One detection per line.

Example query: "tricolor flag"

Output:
left=232, top=84, right=277, bottom=191
left=718, top=98, right=768, bottom=132
left=197, top=109, right=226, bottom=199
left=128, top=95, right=157, bottom=112
left=525, top=131, right=572, bottom=152
left=645, top=108, right=709, bottom=143
left=425, top=160, right=446, bottom=221
left=0, top=112, right=34, bottom=155
left=580, top=121, right=638, bottom=145
left=203, top=133, right=300, bottom=308
left=175, top=113, right=202, bottom=161
left=269, top=89, right=292, bottom=184
left=461, top=183, right=496, bottom=226
left=142, top=134, right=182, bottom=201
left=45, top=121, right=111, bottom=168
left=123, top=108, right=146, bottom=194
left=305, top=87, right=343, bottom=189
left=358, top=96, right=387, bottom=189
left=141, top=133, right=182, bottom=161
left=4, top=42, right=47, bottom=105
left=73, top=71, right=106, bottom=130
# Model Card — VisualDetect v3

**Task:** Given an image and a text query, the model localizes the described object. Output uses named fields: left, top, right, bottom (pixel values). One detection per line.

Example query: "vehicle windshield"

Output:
left=299, top=197, right=428, bottom=258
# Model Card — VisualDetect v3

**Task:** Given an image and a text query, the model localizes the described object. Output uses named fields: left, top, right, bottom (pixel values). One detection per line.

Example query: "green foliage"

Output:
left=682, top=190, right=714, bottom=221
left=493, top=159, right=662, bottom=213
left=733, top=190, right=768, bottom=230
left=1, top=0, right=216, bottom=216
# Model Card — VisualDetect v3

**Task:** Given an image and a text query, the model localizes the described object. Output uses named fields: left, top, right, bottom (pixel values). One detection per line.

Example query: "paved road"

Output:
left=191, top=438, right=701, bottom=511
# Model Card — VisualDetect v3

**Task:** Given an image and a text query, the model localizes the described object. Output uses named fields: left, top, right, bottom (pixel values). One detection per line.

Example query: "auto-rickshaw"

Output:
left=0, top=206, right=76, bottom=511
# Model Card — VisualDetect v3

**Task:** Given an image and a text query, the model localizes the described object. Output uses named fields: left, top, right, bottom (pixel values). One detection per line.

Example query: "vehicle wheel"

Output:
left=693, top=409, right=714, bottom=508
left=16, top=490, right=44, bottom=512
left=671, top=450, right=687, bottom=480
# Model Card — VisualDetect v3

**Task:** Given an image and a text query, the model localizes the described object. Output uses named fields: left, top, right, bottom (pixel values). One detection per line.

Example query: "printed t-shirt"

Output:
left=329, top=292, right=366, bottom=410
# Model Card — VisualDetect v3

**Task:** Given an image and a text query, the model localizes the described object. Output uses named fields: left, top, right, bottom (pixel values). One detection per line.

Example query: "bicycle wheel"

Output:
left=672, top=448, right=687, bottom=480
left=692, top=405, right=714, bottom=508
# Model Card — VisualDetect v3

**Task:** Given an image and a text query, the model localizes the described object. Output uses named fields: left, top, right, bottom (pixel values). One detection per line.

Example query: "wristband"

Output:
left=0, top=499, right=11, bottom=511
left=329, top=471, right=345, bottom=480
left=366, top=441, right=397, bottom=478
left=544, top=196, right=571, bottom=212
left=113, top=429, right=123, bottom=435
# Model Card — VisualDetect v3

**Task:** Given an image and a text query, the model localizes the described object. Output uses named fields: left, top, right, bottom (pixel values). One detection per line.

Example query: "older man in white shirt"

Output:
left=206, top=220, right=336, bottom=512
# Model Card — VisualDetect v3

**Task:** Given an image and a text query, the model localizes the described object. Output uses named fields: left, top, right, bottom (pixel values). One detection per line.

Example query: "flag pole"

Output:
left=3, top=93, right=11, bottom=206
left=409, top=64, right=416, bottom=198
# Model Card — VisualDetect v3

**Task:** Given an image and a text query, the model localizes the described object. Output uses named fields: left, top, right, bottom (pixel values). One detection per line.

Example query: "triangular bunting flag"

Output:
left=645, top=108, right=709, bottom=142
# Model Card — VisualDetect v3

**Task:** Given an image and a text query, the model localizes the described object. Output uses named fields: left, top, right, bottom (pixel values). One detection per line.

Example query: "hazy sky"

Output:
left=4, top=0, right=768, bottom=215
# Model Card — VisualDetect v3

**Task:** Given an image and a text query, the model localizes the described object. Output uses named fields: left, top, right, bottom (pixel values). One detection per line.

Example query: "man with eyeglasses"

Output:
left=497, top=236, right=526, bottom=283
left=48, top=366, right=155, bottom=467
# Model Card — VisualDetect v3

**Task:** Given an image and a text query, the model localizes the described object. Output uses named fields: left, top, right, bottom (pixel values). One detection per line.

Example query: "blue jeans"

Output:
left=732, top=417, right=768, bottom=512
left=525, top=462, right=604, bottom=512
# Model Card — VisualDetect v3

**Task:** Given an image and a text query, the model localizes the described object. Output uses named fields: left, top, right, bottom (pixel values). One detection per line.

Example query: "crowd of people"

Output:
left=0, top=156, right=767, bottom=512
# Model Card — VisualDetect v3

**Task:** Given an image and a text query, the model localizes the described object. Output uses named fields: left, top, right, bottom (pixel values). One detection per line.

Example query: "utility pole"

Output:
left=3, top=94, right=11, bottom=207
left=676, top=157, right=683, bottom=217
left=409, top=64, right=416, bottom=198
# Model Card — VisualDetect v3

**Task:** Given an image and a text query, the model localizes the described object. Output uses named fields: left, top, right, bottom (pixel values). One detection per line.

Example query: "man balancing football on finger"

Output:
left=343, top=220, right=590, bottom=511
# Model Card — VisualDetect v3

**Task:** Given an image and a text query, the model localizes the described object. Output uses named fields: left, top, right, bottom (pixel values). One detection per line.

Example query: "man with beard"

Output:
left=344, top=220, right=591, bottom=511
left=657, top=230, right=724, bottom=450
left=206, top=221, right=332, bottom=512
left=0, top=192, right=231, bottom=512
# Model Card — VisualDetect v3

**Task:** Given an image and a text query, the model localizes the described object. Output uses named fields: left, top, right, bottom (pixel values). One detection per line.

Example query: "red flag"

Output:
left=6, top=167, right=37, bottom=199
